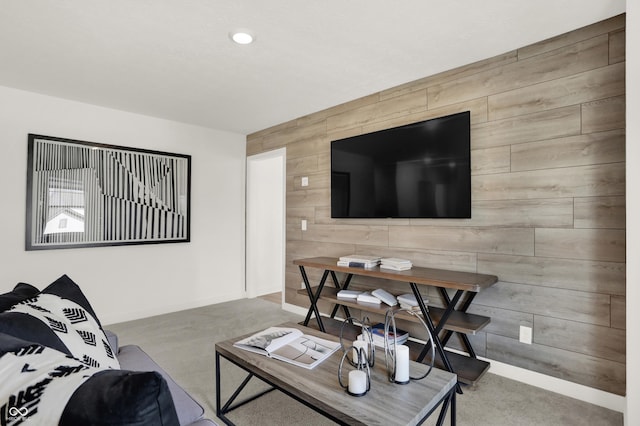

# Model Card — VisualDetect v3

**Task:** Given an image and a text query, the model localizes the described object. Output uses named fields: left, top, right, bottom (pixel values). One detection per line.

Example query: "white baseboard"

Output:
left=102, top=294, right=241, bottom=325
left=283, top=302, right=310, bottom=317
left=280, top=306, right=625, bottom=413
left=458, top=349, right=625, bottom=413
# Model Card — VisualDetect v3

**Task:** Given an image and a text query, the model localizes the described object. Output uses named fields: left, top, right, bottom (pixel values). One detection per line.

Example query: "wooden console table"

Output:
left=294, top=256, right=498, bottom=388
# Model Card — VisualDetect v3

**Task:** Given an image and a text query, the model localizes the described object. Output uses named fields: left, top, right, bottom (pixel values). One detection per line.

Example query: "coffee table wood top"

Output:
left=215, top=322, right=457, bottom=426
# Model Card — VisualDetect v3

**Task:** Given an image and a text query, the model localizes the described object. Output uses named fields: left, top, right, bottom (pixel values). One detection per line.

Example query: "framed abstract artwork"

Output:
left=25, top=134, right=191, bottom=250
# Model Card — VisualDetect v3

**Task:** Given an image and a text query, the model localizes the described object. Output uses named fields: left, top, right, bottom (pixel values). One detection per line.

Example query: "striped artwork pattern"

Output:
left=29, top=137, right=190, bottom=247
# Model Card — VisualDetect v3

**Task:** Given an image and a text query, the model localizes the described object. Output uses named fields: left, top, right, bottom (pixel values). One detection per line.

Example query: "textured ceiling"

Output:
left=0, top=1, right=626, bottom=135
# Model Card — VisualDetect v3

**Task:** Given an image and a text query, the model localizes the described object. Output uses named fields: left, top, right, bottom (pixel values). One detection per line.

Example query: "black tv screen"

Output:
left=331, top=111, right=471, bottom=219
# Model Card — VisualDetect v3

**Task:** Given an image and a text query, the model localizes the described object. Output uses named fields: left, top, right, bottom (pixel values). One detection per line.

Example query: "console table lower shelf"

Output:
left=302, top=316, right=490, bottom=386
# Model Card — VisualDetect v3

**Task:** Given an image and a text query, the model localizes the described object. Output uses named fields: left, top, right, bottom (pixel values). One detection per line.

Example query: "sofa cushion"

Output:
left=0, top=282, right=39, bottom=312
left=0, top=332, right=179, bottom=426
left=0, top=275, right=119, bottom=369
left=60, top=369, right=179, bottom=426
left=117, top=344, right=205, bottom=426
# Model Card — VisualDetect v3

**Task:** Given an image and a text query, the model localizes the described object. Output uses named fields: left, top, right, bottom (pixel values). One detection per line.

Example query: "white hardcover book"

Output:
left=337, top=290, right=363, bottom=300
left=380, top=264, right=412, bottom=271
left=371, top=288, right=398, bottom=306
left=356, top=292, right=382, bottom=304
left=339, top=254, right=382, bottom=263
left=381, top=257, right=412, bottom=266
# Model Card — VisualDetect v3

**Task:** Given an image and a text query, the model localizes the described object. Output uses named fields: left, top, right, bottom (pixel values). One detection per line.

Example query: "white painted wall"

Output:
left=626, top=6, right=638, bottom=426
left=0, top=85, right=247, bottom=325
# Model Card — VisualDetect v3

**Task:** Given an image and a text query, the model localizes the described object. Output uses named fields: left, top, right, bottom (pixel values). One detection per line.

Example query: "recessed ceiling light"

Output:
left=229, top=30, right=255, bottom=45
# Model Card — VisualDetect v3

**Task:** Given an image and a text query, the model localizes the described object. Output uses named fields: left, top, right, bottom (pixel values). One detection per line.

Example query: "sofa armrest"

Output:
left=117, top=344, right=207, bottom=426
left=104, top=329, right=119, bottom=354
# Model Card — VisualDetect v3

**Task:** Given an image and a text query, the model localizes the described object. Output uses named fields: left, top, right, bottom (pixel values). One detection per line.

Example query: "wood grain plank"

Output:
left=535, top=228, right=625, bottom=262
left=410, top=199, right=573, bottom=228
left=287, top=188, right=329, bottom=208
left=380, top=50, right=517, bottom=101
left=326, top=90, right=427, bottom=133
left=360, top=97, right=487, bottom=136
left=517, top=14, right=625, bottom=60
left=430, top=35, right=609, bottom=109
left=609, top=29, right=625, bottom=64
left=286, top=155, right=319, bottom=176
left=389, top=226, right=534, bottom=256
left=477, top=199, right=573, bottom=228
left=535, top=316, right=625, bottom=363
left=287, top=206, right=316, bottom=224
left=574, top=195, right=625, bottom=229
left=350, top=245, right=478, bottom=273
left=301, top=224, right=389, bottom=246
left=246, top=135, right=263, bottom=156
left=486, top=333, right=624, bottom=395
left=472, top=105, right=581, bottom=149
left=292, top=171, right=329, bottom=190
left=582, top=95, right=626, bottom=133
left=261, top=119, right=326, bottom=151
left=488, top=62, right=625, bottom=120
left=467, top=304, right=533, bottom=340
left=511, top=129, right=625, bottom=171
left=472, top=146, right=510, bottom=175
left=611, top=296, right=625, bottom=330
left=474, top=281, right=611, bottom=326
left=286, top=135, right=327, bottom=160
left=473, top=163, right=625, bottom=200
left=477, top=253, right=625, bottom=296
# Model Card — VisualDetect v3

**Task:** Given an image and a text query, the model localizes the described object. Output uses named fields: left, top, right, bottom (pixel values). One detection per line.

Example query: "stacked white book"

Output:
left=337, top=254, right=381, bottom=269
left=397, top=293, right=428, bottom=311
left=380, top=257, right=413, bottom=271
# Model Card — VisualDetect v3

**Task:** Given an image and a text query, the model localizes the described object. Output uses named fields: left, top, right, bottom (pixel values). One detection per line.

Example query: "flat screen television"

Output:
left=331, top=111, right=471, bottom=219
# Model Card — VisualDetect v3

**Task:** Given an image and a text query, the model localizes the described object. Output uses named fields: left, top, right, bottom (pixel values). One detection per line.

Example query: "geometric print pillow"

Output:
left=0, top=333, right=105, bottom=426
left=8, top=294, right=119, bottom=369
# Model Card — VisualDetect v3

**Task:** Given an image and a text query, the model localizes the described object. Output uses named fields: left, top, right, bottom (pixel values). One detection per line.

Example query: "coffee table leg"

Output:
left=431, top=386, right=456, bottom=426
left=216, top=351, right=276, bottom=425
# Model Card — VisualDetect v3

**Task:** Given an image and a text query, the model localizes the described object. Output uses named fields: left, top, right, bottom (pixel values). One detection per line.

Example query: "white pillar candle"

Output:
left=395, top=344, right=410, bottom=383
left=352, top=340, right=368, bottom=366
left=348, top=369, right=367, bottom=395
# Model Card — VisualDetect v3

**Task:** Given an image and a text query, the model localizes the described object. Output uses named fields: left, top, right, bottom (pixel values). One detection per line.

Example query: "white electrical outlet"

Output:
left=301, top=219, right=307, bottom=231
left=301, top=176, right=309, bottom=187
left=519, top=325, right=533, bottom=344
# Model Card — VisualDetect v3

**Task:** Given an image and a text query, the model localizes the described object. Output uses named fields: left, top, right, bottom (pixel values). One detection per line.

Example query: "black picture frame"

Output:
left=26, top=134, right=191, bottom=250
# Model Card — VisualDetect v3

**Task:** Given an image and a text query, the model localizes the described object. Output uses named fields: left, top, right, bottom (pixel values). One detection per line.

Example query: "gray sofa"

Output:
left=0, top=278, right=217, bottom=426
left=105, top=330, right=216, bottom=426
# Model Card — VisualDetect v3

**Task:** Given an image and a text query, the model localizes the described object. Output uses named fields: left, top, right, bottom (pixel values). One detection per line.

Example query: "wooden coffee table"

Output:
left=215, top=322, right=457, bottom=425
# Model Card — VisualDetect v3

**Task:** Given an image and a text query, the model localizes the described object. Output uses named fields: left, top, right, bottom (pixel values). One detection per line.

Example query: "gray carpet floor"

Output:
left=107, top=298, right=623, bottom=425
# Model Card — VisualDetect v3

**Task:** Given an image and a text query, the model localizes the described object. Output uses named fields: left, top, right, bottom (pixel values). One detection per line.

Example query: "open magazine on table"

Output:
left=233, top=326, right=340, bottom=369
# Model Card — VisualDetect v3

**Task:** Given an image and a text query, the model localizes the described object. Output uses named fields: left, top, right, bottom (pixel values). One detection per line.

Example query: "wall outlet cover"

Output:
left=519, top=325, right=533, bottom=344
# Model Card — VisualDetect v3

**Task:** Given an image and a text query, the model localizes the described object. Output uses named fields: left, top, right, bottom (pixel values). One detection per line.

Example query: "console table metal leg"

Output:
left=329, top=271, right=352, bottom=320
left=301, top=266, right=329, bottom=332
left=438, top=288, right=478, bottom=358
left=411, top=283, right=463, bottom=393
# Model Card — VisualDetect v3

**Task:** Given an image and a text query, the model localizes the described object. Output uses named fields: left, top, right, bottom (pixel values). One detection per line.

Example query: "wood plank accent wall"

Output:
left=247, top=14, right=626, bottom=395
